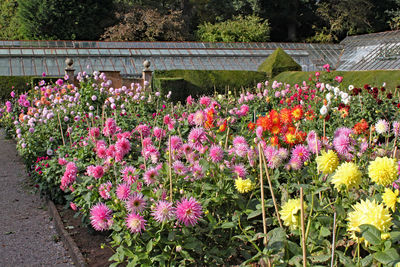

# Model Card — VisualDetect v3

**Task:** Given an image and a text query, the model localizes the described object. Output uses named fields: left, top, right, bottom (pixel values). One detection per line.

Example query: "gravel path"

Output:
left=0, top=128, right=74, bottom=267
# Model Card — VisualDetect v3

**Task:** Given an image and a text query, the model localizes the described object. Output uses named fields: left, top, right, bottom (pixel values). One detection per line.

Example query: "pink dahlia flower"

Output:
left=175, top=197, right=203, bottom=226
left=151, top=200, right=174, bottom=223
left=90, top=203, right=113, bottom=231
left=126, top=213, right=146, bottom=234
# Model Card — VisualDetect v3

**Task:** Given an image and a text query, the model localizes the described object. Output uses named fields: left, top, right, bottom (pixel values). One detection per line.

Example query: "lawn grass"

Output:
left=274, top=70, right=400, bottom=91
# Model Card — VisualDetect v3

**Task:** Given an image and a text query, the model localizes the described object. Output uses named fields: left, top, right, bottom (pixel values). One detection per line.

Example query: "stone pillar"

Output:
left=65, top=58, right=75, bottom=84
left=142, top=60, right=152, bottom=91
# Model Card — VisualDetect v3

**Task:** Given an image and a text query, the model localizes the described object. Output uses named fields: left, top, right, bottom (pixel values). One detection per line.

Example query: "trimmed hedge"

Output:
left=0, top=76, right=63, bottom=102
left=153, top=69, right=267, bottom=101
left=273, top=70, right=400, bottom=91
left=0, top=76, right=33, bottom=101
left=257, top=48, right=301, bottom=77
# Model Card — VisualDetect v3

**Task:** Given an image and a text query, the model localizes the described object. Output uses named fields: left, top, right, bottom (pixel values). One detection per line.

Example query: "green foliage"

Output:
left=17, top=0, right=115, bottom=40
left=152, top=78, right=188, bottom=102
left=153, top=69, right=267, bottom=101
left=101, top=6, right=188, bottom=41
left=0, top=76, right=32, bottom=101
left=274, top=70, right=400, bottom=91
left=197, top=15, right=270, bottom=42
left=0, top=0, right=23, bottom=40
left=257, top=48, right=302, bottom=77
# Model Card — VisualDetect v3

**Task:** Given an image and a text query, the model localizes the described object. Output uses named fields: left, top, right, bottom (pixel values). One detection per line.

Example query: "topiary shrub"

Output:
left=257, top=48, right=301, bottom=77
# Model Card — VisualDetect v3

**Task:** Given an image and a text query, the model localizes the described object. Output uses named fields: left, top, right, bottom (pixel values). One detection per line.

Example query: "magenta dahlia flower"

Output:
left=116, top=183, right=131, bottom=200
left=125, top=192, right=147, bottom=213
left=103, top=118, right=117, bottom=137
left=175, top=197, right=203, bottom=226
left=209, top=145, right=224, bottom=163
left=90, top=203, right=113, bottom=231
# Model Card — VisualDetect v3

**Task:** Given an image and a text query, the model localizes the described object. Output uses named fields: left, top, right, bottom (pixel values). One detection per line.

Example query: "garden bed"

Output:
left=56, top=204, right=114, bottom=266
left=1, top=69, right=400, bottom=266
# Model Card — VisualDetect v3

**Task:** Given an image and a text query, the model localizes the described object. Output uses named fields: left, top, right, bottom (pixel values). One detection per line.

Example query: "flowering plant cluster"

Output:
left=1, top=68, right=400, bottom=266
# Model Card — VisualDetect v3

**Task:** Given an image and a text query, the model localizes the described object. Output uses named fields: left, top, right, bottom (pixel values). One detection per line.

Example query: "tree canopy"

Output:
left=0, top=0, right=399, bottom=42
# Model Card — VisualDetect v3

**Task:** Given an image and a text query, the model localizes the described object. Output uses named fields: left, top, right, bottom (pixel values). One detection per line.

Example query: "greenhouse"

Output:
left=0, top=40, right=343, bottom=76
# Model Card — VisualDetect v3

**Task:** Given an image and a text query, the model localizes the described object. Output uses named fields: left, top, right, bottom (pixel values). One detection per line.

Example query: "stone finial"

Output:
left=143, top=60, right=151, bottom=71
left=65, top=58, right=74, bottom=69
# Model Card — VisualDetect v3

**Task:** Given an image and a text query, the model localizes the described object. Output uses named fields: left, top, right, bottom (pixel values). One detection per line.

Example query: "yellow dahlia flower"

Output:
left=347, top=199, right=392, bottom=243
left=234, top=178, right=253, bottom=193
left=331, top=162, right=362, bottom=191
left=382, top=188, right=400, bottom=212
left=316, top=150, right=339, bottom=174
left=280, top=199, right=307, bottom=230
left=368, top=157, right=398, bottom=186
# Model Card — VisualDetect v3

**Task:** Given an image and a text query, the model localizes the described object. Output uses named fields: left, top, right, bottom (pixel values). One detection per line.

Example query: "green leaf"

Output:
left=287, top=240, right=302, bottom=255
left=309, top=254, right=330, bottom=263
left=361, top=254, right=373, bottom=267
left=146, top=240, right=153, bottom=253
left=319, top=226, right=331, bottom=237
left=220, top=222, right=235, bottom=229
left=359, top=224, right=382, bottom=245
left=390, top=231, right=400, bottom=242
left=247, top=209, right=262, bottom=219
left=374, top=248, right=400, bottom=265
left=168, top=231, right=176, bottom=241
left=336, top=251, right=356, bottom=267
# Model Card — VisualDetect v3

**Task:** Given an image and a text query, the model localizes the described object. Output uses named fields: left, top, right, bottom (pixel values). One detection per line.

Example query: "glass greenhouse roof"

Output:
left=0, top=40, right=344, bottom=76
left=337, top=30, right=400, bottom=70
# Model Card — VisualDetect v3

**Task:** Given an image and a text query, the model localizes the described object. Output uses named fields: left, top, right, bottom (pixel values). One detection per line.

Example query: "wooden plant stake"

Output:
left=260, top=149, right=283, bottom=228
left=101, top=105, right=105, bottom=128
left=57, top=112, right=65, bottom=146
left=67, top=124, right=73, bottom=147
left=224, top=127, right=230, bottom=150
left=139, top=131, right=147, bottom=171
left=369, top=127, right=373, bottom=145
left=258, top=143, right=268, bottom=246
left=300, top=187, right=307, bottom=267
left=330, top=212, right=337, bottom=267
left=168, top=136, right=173, bottom=201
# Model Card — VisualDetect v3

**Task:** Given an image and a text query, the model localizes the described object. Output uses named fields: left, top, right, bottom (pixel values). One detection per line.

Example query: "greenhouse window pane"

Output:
left=10, top=49, right=21, bottom=55
left=0, top=49, right=9, bottom=56
left=0, top=59, right=10, bottom=75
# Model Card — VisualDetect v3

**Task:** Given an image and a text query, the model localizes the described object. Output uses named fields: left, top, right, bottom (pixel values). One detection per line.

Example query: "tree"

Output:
left=17, top=0, right=115, bottom=40
left=258, top=0, right=318, bottom=42
left=101, top=6, right=189, bottom=41
left=196, top=15, right=270, bottom=42
left=309, top=0, right=374, bottom=42
left=0, top=0, right=23, bottom=40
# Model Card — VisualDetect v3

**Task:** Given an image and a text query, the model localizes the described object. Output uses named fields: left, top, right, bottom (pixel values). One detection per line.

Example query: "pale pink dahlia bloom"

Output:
left=125, top=213, right=146, bottom=234
left=151, top=200, right=174, bottom=223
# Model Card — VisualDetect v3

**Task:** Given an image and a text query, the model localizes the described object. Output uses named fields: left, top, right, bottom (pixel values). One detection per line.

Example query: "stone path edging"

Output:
left=47, top=199, right=88, bottom=267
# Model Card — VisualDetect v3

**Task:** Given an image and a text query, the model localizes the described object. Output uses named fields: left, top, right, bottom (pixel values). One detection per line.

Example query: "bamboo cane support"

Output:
left=300, top=187, right=307, bottom=267
left=260, top=149, right=283, bottom=228
left=258, top=143, right=268, bottom=246
left=330, top=212, right=337, bottom=267
left=168, top=136, right=173, bottom=201
left=57, top=112, right=65, bottom=146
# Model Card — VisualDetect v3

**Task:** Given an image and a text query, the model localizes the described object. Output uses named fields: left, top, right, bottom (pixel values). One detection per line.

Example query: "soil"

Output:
left=56, top=204, right=115, bottom=267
